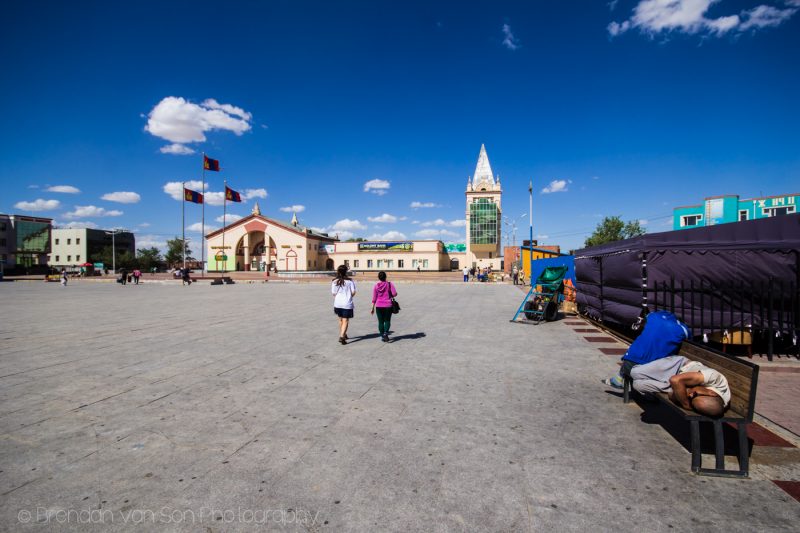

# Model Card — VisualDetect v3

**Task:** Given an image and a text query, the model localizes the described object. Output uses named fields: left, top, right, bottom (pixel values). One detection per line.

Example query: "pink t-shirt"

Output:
left=372, top=281, right=397, bottom=307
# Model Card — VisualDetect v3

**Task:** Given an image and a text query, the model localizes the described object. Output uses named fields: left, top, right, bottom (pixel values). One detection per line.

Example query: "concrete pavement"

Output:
left=0, top=281, right=798, bottom=531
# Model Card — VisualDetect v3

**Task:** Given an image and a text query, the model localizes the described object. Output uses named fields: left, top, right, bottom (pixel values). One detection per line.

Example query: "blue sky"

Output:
left=2, top=0, right=798, bottom=252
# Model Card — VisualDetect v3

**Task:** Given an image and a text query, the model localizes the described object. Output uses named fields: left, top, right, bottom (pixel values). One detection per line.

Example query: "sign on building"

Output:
left=357, top=242, right=414, bottom=251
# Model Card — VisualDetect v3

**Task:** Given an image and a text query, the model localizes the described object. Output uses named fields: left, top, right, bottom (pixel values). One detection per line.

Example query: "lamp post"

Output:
left=104, top=228, right=127, bottom=274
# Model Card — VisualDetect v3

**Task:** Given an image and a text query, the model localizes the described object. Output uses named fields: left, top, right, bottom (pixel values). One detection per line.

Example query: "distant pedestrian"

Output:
left=371, top=271, right=398, bottom=342
left=513, top=267, right=519, bottom=285
left=60, top=268, right=68, bottom=287
left=132, top=269, right=141, bottom=285
left=119, top=267, right=127, bottom=285
left=181, top=268, right=192, bottom=285
left=462, top=266, right=469, bottom=282
left=331, top=265, right=356, bottom=345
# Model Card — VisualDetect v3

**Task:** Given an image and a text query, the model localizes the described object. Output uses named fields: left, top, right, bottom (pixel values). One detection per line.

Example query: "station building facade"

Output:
left=673, top=193, right=798, bottom=230
left=331, top=240, right=451, bottom=272
left=204, top=204, right=338, bottom=272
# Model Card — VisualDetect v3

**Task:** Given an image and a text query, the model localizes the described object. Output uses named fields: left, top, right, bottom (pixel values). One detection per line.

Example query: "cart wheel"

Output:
left=544, top=300, right=558, bottom=322
left=523, top=300, right=537, bottom=320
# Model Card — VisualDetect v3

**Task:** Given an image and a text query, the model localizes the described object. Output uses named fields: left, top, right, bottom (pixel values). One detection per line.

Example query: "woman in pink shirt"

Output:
left=370, top=271, right=397, bottom=342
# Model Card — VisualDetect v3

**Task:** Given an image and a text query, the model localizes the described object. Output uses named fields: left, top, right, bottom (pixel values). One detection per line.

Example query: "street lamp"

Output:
left=104, top=228, right=127, bottom=274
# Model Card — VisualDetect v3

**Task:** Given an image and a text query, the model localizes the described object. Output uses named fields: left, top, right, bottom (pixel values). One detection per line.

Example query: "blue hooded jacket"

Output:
left=622, top=311, right=690, bottom=365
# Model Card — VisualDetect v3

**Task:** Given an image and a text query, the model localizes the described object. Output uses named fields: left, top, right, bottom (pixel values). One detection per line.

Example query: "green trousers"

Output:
left=375, top=307, right=393, bottom=334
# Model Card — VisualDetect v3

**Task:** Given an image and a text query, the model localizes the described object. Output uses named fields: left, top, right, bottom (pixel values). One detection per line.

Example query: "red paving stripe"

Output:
left=732, top=422, right=796, bottom=448
left=584, top=336, right=618, bottom=343
left=573, top=328, right=598, bottom=333
left=760, top=366, right=800, bottom=373
left=564, top=321, right=584, bottom=325
left=772, top=481, right=800, bottom=503
left=599, top=348, right=627, bottom=356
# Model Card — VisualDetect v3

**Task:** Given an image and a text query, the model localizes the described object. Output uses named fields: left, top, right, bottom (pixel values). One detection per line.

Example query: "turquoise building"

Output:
left=673, top=193, right=798, bottom=230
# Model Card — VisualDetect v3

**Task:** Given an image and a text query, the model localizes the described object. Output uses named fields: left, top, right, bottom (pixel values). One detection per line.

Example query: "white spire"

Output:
left=472, top=144, right=495, bottom=188
left=291, top=211, right=298, bottom=226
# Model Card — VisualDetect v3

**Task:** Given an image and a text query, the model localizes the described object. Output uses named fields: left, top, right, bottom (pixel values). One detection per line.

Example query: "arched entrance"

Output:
left=325, top=258, right=334, bottom=270
left=284, top=249, right=298, bottom=271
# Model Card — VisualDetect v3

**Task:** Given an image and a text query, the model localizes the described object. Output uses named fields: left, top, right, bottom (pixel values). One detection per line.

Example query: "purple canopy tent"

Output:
left=574, top=214, right=799, bottom=351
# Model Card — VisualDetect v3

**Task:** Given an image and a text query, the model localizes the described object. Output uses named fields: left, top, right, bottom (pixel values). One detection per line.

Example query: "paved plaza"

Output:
left=1, top=281, right=799, bottom=531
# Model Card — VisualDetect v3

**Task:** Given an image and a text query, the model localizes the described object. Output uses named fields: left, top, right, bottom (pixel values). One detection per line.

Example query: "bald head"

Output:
left=691, top=394, right=725, bottom=417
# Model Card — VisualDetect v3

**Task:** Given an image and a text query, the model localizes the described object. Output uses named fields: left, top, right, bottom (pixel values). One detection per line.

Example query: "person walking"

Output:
left=331, top=264, right=356, bottom=345
left=119, top=267, right=127, bottom=285
left=371, top=271, right=397, bottom=342
left=132, top=268, right=141, bottom=285
left=513, top=266, right=519, bottom=285
left=462, top=265, right=469, bottom=282
left=60, top=268, right=68, bottom=287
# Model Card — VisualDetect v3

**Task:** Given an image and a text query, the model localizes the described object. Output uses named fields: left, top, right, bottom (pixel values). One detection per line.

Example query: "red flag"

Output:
left=184, top=188, right=203, bottom=204
left=203, top=155, right=220, bottom=171
left=225, top=186, right=242, bottom=202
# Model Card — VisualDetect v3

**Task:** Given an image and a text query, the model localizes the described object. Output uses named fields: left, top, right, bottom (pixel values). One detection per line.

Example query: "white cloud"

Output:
left=145, top=96, right=253, bottom=153
left=101, top=191, right=141, bottom=204
left=740, top=4, right=798, bottom=30
left=542, top=179, right=570, bottom=194
left=187, top=222, right=219, bottom=233
left=536, top=234, right=549, bottom=240
left=138, top=222, right=151, bottom=227
left=501, top=23, right=520, bottom=50
left=46, top=185, right=80, bottom=194
left=415, top=229, right=458, bottom=239
left=363, top=178, right=391, bottom=195
left=280, top=205, right=306, bottom=213
left=160, top=143, right=195, bottom=155
left=367, top=231, right=408, bottom=240
left=608, top=0, right=798, bottom=37
left=419, top=218, right=466, bottom=228
left=14, top=199, right=61, bottom=211
left=639, top=219, right=649, bottom=226
left=205, top=192, right=225, bottom=206
left=367, top=213, right=399, bottom=223
left=55, top=220, right=99, bottom=229
left=27, top=184, right=39, bottom=189
left=215, top=214, right=242, bottom=224
left=134, top=234, right=166, bottom=250
left=163, top=180, right=206, bottom=201
left=410, top=201, right=441, bottom=209
left=243, top=188, right=268, bottom=200
left=331, top=218, right=367, bottom=231
left=64, top=205, right=123, bottom=218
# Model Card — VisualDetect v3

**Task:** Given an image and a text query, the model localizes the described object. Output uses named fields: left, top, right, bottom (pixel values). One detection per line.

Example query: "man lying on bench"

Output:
left=625, top=356, right=731, bottom=417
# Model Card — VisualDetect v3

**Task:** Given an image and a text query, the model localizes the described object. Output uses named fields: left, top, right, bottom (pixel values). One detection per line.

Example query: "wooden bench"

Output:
left=623, top=341, right=759, bottom=477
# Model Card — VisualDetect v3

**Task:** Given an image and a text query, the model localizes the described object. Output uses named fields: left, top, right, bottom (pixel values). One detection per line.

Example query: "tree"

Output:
left=584, top=216, right=646, bottom=247
left=136, top=247, right=162, bottom=271
left=345, top=237, right=367, bottom=242
left=165, top=237, right=193, bottom=267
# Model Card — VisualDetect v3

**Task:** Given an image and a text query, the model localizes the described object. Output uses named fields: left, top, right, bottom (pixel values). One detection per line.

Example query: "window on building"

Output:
left=412, top=259, right=420, bottom=268
left=681, top=215, right=703, bottom=227
left=55, top=255, right=60, bottom=262
left=386, top=259, right=393, bottom=268
left=489, top=252, right=492, bottom=259
left=469, top=198, right=499, bottom=245
left=55, top=238, right=59, bottom=245
left=76, top=238, right=80, bottom=245
left=422, top=259, right=429, bottom=268
left=398, top=259, right=404, bottom=268
left=344, top=260, right=350, bottom=267
left=308, top=260, right=311, bottom=268
left=738, top=210, right=749, bottom=222
left=76, top=255, right=80, bottom=262
left=67, top=255, right=71, bottom=261
left=67, top=238, right=71, bottom=245
left=353, top=260, right=359, bottom=268
left=763, top=206, right=796, bottom=217
left=314, top=244, right=318, bottom=250
left=367, top=259, right=373, bottom=268
left=377, top=259, right=384, bottom=268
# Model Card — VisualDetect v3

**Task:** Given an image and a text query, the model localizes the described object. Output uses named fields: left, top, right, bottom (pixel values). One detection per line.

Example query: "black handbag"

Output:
left=391, top=298, right=400, bottom=314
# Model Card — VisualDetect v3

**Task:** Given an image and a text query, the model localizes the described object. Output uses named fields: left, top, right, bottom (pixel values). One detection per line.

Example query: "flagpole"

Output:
left=201, top=153, right=206, bottom=275
left=222, top=179, right=227, bottom=276
left=182, top=181, right=186, bottom=270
